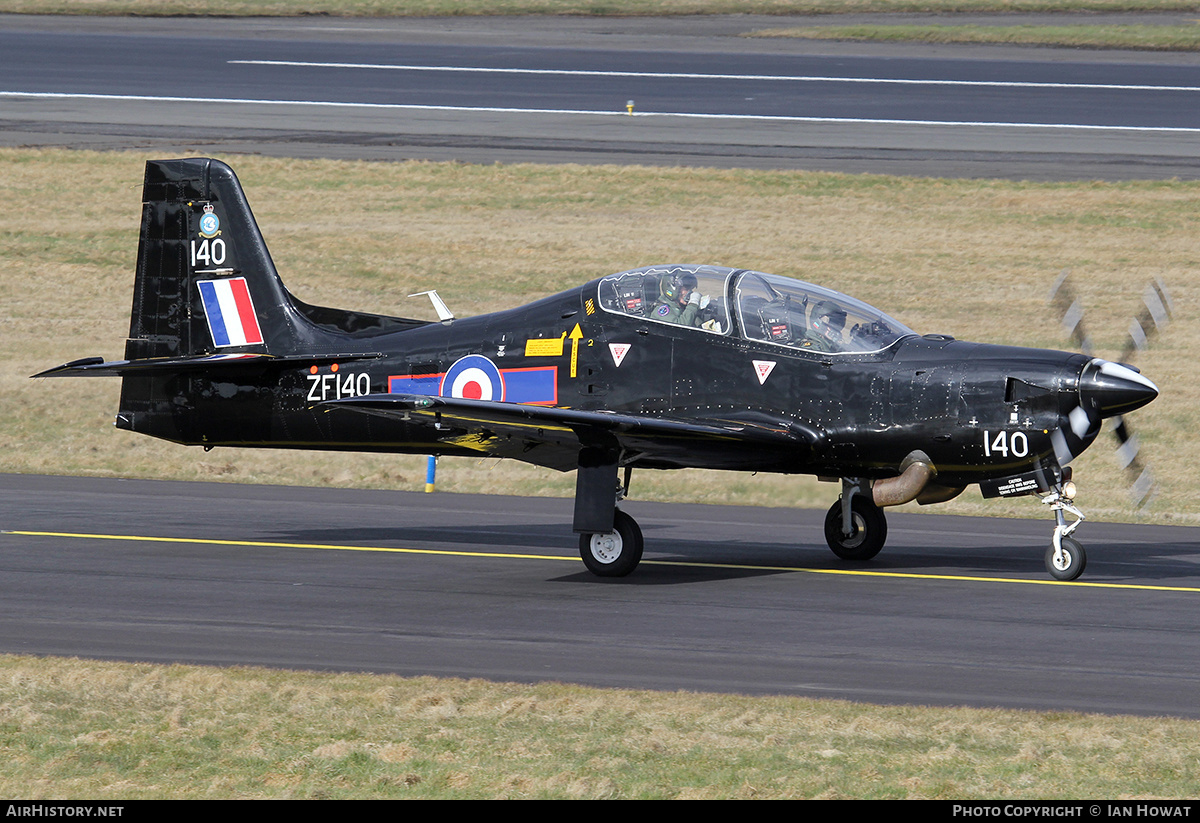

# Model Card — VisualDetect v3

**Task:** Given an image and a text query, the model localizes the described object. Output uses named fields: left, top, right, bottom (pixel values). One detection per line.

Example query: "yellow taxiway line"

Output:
left=5, top=529, right=1199, bottom=593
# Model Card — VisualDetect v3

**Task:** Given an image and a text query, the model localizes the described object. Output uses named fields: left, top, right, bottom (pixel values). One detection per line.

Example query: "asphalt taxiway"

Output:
left=3, top=13, right=1200, bottom=178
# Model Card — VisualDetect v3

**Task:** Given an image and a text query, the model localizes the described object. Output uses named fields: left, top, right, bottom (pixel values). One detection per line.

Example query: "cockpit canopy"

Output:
left=596, top=265, right=916, bottom=355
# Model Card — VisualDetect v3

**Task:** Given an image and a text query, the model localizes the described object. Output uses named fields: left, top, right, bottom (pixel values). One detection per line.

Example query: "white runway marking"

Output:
left=4, top=90, right=1199, bottom=133
left=230, top=59, right=1200, bottom=93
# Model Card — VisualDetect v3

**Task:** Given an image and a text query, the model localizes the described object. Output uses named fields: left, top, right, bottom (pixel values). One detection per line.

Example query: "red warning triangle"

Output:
left=752, top=360, right=776, bottom=385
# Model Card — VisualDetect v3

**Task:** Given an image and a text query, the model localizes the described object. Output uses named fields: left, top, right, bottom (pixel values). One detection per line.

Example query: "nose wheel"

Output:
left=1045, top=536, right=1087, bottom=581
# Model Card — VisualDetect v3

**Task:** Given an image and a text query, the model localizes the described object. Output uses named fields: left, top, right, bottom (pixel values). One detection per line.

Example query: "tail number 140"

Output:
left=191, top=238, right=227, bottom=267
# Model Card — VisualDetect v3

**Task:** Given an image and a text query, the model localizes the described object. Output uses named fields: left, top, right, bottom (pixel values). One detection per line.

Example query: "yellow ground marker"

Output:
left=5, top=530, right=1199, bottom=592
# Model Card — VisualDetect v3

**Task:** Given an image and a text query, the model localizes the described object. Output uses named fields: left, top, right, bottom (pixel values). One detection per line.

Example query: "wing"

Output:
left=321, top=393, right=822, bottom=472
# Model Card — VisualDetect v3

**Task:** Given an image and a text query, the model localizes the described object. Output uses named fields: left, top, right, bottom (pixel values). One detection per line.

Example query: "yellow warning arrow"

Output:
left=569, top=323, right=584, bottom=378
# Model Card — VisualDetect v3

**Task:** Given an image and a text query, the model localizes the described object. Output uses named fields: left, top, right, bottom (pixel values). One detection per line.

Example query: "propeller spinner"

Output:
left=1049, top=272, right=1170, bottom=507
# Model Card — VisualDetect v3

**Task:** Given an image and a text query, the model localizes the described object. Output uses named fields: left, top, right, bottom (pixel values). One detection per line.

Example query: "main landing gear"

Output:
left=574, top=451, right=644, bottom=577
left=824, top=479, right=888, bottom=561
left=580, top=509, right=643, bottom=577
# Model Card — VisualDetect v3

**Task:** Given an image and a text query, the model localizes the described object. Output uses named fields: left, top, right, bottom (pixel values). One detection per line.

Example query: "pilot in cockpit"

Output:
left=655, top=273, right=704, bottom=327
left=804, top=300, right=847, bottom=352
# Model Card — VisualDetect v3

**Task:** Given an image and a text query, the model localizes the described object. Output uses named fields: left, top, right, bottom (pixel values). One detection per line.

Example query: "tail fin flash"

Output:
left=128, top=158, right=303, bottom=359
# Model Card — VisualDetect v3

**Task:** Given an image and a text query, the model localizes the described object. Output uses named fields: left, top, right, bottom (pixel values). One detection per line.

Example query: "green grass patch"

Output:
left=2, top=654, right=1199, bottom=799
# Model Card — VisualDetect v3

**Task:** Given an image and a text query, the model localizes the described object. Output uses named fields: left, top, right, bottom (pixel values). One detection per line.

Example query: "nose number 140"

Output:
left=983, top=429, right=1030, bottom=458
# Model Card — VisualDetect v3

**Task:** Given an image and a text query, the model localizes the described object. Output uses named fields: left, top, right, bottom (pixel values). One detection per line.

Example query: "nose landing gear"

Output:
left=1041, top=481, right=1087, bottom=581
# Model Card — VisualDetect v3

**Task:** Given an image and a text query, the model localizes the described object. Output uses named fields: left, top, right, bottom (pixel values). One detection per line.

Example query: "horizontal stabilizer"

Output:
left=33, top=351, right=383, bottom=378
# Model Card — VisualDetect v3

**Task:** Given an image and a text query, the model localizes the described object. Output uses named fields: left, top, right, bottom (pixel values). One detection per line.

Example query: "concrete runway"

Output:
left=3, top=13, right=1200, bottom=178
left=3, top=474, right=1199, bottom=717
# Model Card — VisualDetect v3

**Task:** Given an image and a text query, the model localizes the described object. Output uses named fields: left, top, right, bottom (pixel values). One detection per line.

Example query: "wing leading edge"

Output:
left=321, top=393, right=822, bottom=472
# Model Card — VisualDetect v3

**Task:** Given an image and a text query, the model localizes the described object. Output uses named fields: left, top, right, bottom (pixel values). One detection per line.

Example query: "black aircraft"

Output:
left=37, top=159, right=1162, bottom=581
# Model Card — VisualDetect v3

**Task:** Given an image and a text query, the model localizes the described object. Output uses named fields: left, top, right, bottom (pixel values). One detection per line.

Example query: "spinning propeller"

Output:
left=1049, top=271, right=1171, bottom=507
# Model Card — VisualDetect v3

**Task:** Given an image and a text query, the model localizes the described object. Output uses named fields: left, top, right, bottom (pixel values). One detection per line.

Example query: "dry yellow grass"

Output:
left=748, top=23, right=1200, bottom=51
left=3, top=653, right=1200, bottom=799
left=3, top=149, right=1196, bottom=522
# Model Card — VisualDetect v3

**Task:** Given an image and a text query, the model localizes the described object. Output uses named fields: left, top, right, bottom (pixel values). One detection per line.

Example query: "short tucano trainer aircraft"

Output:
left=36, top=159, right=1162, bottom=581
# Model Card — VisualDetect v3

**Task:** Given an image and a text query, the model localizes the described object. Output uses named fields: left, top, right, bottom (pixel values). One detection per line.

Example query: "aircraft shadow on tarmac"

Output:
left=267, top=524, right=1200, bottom=585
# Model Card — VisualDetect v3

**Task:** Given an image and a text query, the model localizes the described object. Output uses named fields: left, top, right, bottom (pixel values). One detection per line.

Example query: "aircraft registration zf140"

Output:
left=37, top=159, right=1161, bottom=581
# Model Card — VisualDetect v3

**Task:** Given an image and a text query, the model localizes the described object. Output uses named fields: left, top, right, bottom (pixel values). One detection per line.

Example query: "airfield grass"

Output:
left=3, top=148, right=1196, bottom=524
left=750, top=22, right=1200, bottom=50
left=10, top=1, right=1200, bottom=55
left=1, top=654, right=1199, bottom=800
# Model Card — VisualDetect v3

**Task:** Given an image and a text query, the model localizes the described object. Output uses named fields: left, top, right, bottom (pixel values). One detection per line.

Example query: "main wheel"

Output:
left=1045, top=537, right=1086, bottom=581
left=580, top=509, right=644, bottom=577
left=824, top=496, right=888, bottom=561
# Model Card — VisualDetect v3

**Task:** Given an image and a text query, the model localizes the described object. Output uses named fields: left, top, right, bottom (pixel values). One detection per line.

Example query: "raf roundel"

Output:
left=440, top=354, right=505, bottom=402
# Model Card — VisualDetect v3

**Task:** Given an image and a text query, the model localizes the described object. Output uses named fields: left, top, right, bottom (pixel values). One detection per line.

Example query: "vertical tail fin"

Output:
left=127, top=158, right=307, bottom=360
left=116, top=158, right=320, bottom=444
left=37, top=158, right=427, bottom=446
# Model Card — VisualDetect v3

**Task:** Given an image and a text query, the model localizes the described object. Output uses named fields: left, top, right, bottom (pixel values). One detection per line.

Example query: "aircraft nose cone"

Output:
left=1079, top=359, right=1159, bottom=418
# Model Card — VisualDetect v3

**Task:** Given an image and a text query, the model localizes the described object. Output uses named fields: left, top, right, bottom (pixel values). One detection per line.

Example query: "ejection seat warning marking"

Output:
left=609, top=343, right=630, bottom=367
left=753, top=360, right=776, bottom=385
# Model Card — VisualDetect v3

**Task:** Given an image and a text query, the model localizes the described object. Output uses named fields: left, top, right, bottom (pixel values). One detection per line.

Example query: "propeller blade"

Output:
left=1118, top=277, right=1173, bottom=365
left=1111, top=278, right=1169, bottom=508
left=1048, top=270, right=1094, bottom=356
left=1112, top=415, right=1154, bottom=508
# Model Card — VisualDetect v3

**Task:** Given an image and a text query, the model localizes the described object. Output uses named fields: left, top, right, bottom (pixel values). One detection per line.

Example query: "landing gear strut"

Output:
left=824, top=479, right=888, bottom=561
left=1041, top=480, right=1087, bottom=580
left=574, top=455, right=644, bottom=577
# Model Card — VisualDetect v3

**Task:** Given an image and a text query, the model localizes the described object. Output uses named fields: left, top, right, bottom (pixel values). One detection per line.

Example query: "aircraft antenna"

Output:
left=410, top=290, right=455, bottom=323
